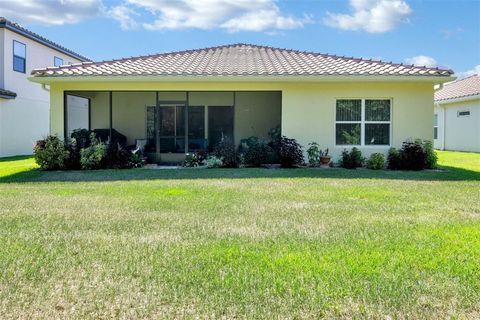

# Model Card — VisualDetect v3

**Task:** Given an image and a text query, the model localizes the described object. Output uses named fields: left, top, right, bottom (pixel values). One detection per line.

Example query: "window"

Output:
left=335, top=99, right=391, bottom=146
left=434, top=114, right=438, bottom=140
left=13, top=40, right=26, bottom=73
left=457, top=110, right=470, bottom=117
left=54, top=56, right=64, bottom=67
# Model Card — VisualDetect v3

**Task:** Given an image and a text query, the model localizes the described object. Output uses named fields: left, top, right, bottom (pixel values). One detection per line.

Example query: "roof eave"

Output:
left=435, top=93, right=480, bottom=105
left=29, top=74, right=456, bottom=84
left=0, top=20, right=90, bottom=62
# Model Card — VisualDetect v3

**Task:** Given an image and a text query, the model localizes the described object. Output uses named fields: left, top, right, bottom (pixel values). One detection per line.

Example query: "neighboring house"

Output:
left=29, top=44, right=454, bottom=163
left=434, top=74, right=480, bottom=152
left=0, top=18, right=89, bottom=157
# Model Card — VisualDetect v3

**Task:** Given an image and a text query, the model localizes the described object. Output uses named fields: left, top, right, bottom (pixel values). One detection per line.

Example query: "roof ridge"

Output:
left=0, top=17, right=90, bottom=61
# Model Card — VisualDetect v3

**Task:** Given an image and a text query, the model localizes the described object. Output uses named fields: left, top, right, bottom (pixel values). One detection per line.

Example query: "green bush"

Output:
left=339, top=147, right=364, bottom=169
left=399, top=140, right=426, bottom=171
left=80, top=134, right=107, bottom=170
left=205, top=155, right=223, bottom=168
left=243, top=141, right=271, bottom=167
left=387, top=147, right=402, bottom=170
left=306, top=142, right=321, bottom=167
left=213, top=137, right=238, bottom=168
left=386, top=140, right=436, bottom=171
left=33, top=135, right=69, bottom=170
left=366, top=153, right=385, bottom=170
left=104, top=142, right=133, bottom=169
left=184, top=153, right=201, bottom=167
left=421, top=139, right=438, bottom=169
left=279, top=136, right=304, bottom=168
left=267, top=126, right=281, bottom=162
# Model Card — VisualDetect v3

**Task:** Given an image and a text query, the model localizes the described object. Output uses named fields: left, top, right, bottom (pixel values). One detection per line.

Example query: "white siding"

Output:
left=0, top=28, right=83, bottom=157
left=438, top=98, right=480, bottom=152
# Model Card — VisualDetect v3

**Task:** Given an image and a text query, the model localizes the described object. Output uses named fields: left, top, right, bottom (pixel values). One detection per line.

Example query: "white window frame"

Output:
left=54, top=56, right=64, bottom=67
left=335, top=98, right=392, bottom=147
left=434, top=113, right=439, bottom=140
left=13, top=40, right=26, bottom=73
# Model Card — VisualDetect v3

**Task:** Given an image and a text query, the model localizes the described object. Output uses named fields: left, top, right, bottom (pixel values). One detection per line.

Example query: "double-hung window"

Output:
left=13, top=40, right=26, bottom=73
left=335, top=99, right=391, bottom=146
left=434, top=114, right=438, bottom=139
left=54, top=56, right=64, bottom=67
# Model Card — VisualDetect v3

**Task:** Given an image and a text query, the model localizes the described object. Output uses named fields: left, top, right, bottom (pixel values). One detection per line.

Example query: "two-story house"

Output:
left=0, top=18, right=89, bottom=157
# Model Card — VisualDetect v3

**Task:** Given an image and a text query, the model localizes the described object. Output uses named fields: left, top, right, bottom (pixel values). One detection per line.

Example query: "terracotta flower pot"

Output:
left=320, top=156, right=331, bottom=166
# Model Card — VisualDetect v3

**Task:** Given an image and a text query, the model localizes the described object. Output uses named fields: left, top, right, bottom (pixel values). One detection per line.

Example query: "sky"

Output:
left=0, top=0, right=479, bottom=77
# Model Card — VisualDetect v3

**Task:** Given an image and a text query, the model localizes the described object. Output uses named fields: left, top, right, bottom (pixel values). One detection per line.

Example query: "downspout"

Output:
left=433, top=83, right=445, bottom=150
left=41, top=84, right=50, bottom=92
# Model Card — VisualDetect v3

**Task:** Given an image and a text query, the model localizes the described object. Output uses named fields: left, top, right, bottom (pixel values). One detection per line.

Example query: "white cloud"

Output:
left=324, top=0, right=412, bottom=33
left=0, top=0, right=102, bottom=25
left=118, top=0, right=309, bottom=32
left=456, top=65, right=480, bottom=78
left=404, top=55, right=438, bottom=67
left=108, top=5, right=139, bottom=30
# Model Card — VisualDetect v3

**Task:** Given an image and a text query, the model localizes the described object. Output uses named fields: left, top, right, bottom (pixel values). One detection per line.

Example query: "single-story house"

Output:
left=29, top=44, right=454, bottom=163
left=434, top=74, right=479, bottom=152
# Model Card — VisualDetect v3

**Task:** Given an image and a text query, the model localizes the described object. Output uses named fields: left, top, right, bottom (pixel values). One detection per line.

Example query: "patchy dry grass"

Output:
left=0, top=151, right=479, bottom=319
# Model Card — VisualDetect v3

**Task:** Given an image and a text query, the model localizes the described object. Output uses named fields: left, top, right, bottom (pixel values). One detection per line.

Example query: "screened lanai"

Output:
left=64, top=91, right=282, bottom=163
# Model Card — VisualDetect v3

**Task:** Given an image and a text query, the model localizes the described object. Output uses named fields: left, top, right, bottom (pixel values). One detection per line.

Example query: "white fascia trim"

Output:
left=435, top=94, right=480, bottom=105
left=29, top=75, right=456, bottom=84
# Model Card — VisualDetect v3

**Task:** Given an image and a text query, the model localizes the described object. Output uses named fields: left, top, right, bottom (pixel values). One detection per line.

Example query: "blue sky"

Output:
left=1, top=0, right=479, bottom=76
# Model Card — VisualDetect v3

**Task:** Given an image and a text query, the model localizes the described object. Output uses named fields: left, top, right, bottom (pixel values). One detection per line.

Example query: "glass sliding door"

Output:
left=159, top=104, right=185, bottom=153
left=208, top=106, right=234, bottom=148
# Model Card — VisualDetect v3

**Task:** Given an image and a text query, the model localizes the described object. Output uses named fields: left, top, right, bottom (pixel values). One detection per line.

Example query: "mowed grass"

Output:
left=0, top=152, right=479, bottom=318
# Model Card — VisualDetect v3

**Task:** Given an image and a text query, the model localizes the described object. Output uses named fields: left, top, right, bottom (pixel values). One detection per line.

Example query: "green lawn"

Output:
left=0, top=152, right=479, bottom=319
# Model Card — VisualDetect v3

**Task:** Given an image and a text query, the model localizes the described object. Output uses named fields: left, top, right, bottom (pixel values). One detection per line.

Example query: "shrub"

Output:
left=64, top=129, right=95, bottom=170
left=387, top=147, right=402, bottom=170
left=279, top=136, right=304, bottom=168
left=70, top=129, right=93, bottom=149
left=64, top=139, right=82, bottom=170
left=104, top=142, right=133, bottom=169
left=205, top=155, right=223, bottom=168
left=33, top=135, right=69, bottom=170
left=243, top=141, right=271, bottom=167
left=129, top=153, right=144, bottom=168
left=184, top=153, right=201, bottom=167
left=195, top=150, right=208, bottom=164
left=366, top=153, right=385, bottom=170
left=306, top=142, right=321, bottom=167
left=80, top=134, right=107, bottom=170
left=339, top=147, right=364, bottom=169
left=421, top=139, right=438, bottom=169
left=268, top=126, right=281, bottom=162
left=400, top=140, right=426, bottom=171
left=213, top=137, right=238, bottom=168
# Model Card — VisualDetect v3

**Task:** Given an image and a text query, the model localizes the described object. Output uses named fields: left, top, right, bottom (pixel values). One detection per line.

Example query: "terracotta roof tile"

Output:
left=31, top=43, right=453, bottom=78
left=435, top=74, right=480, bottom=102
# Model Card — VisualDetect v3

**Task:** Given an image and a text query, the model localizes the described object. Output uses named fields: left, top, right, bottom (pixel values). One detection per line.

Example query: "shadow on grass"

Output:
left=1, top=165, right=479, bottom=183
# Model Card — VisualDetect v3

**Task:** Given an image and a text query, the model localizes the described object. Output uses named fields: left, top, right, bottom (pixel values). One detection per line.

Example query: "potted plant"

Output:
left=320, top=148, right=331, bottom=166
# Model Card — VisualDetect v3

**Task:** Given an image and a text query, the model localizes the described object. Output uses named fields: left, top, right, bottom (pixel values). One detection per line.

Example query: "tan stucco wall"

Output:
left=50, top=81, right=434, bottom=160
